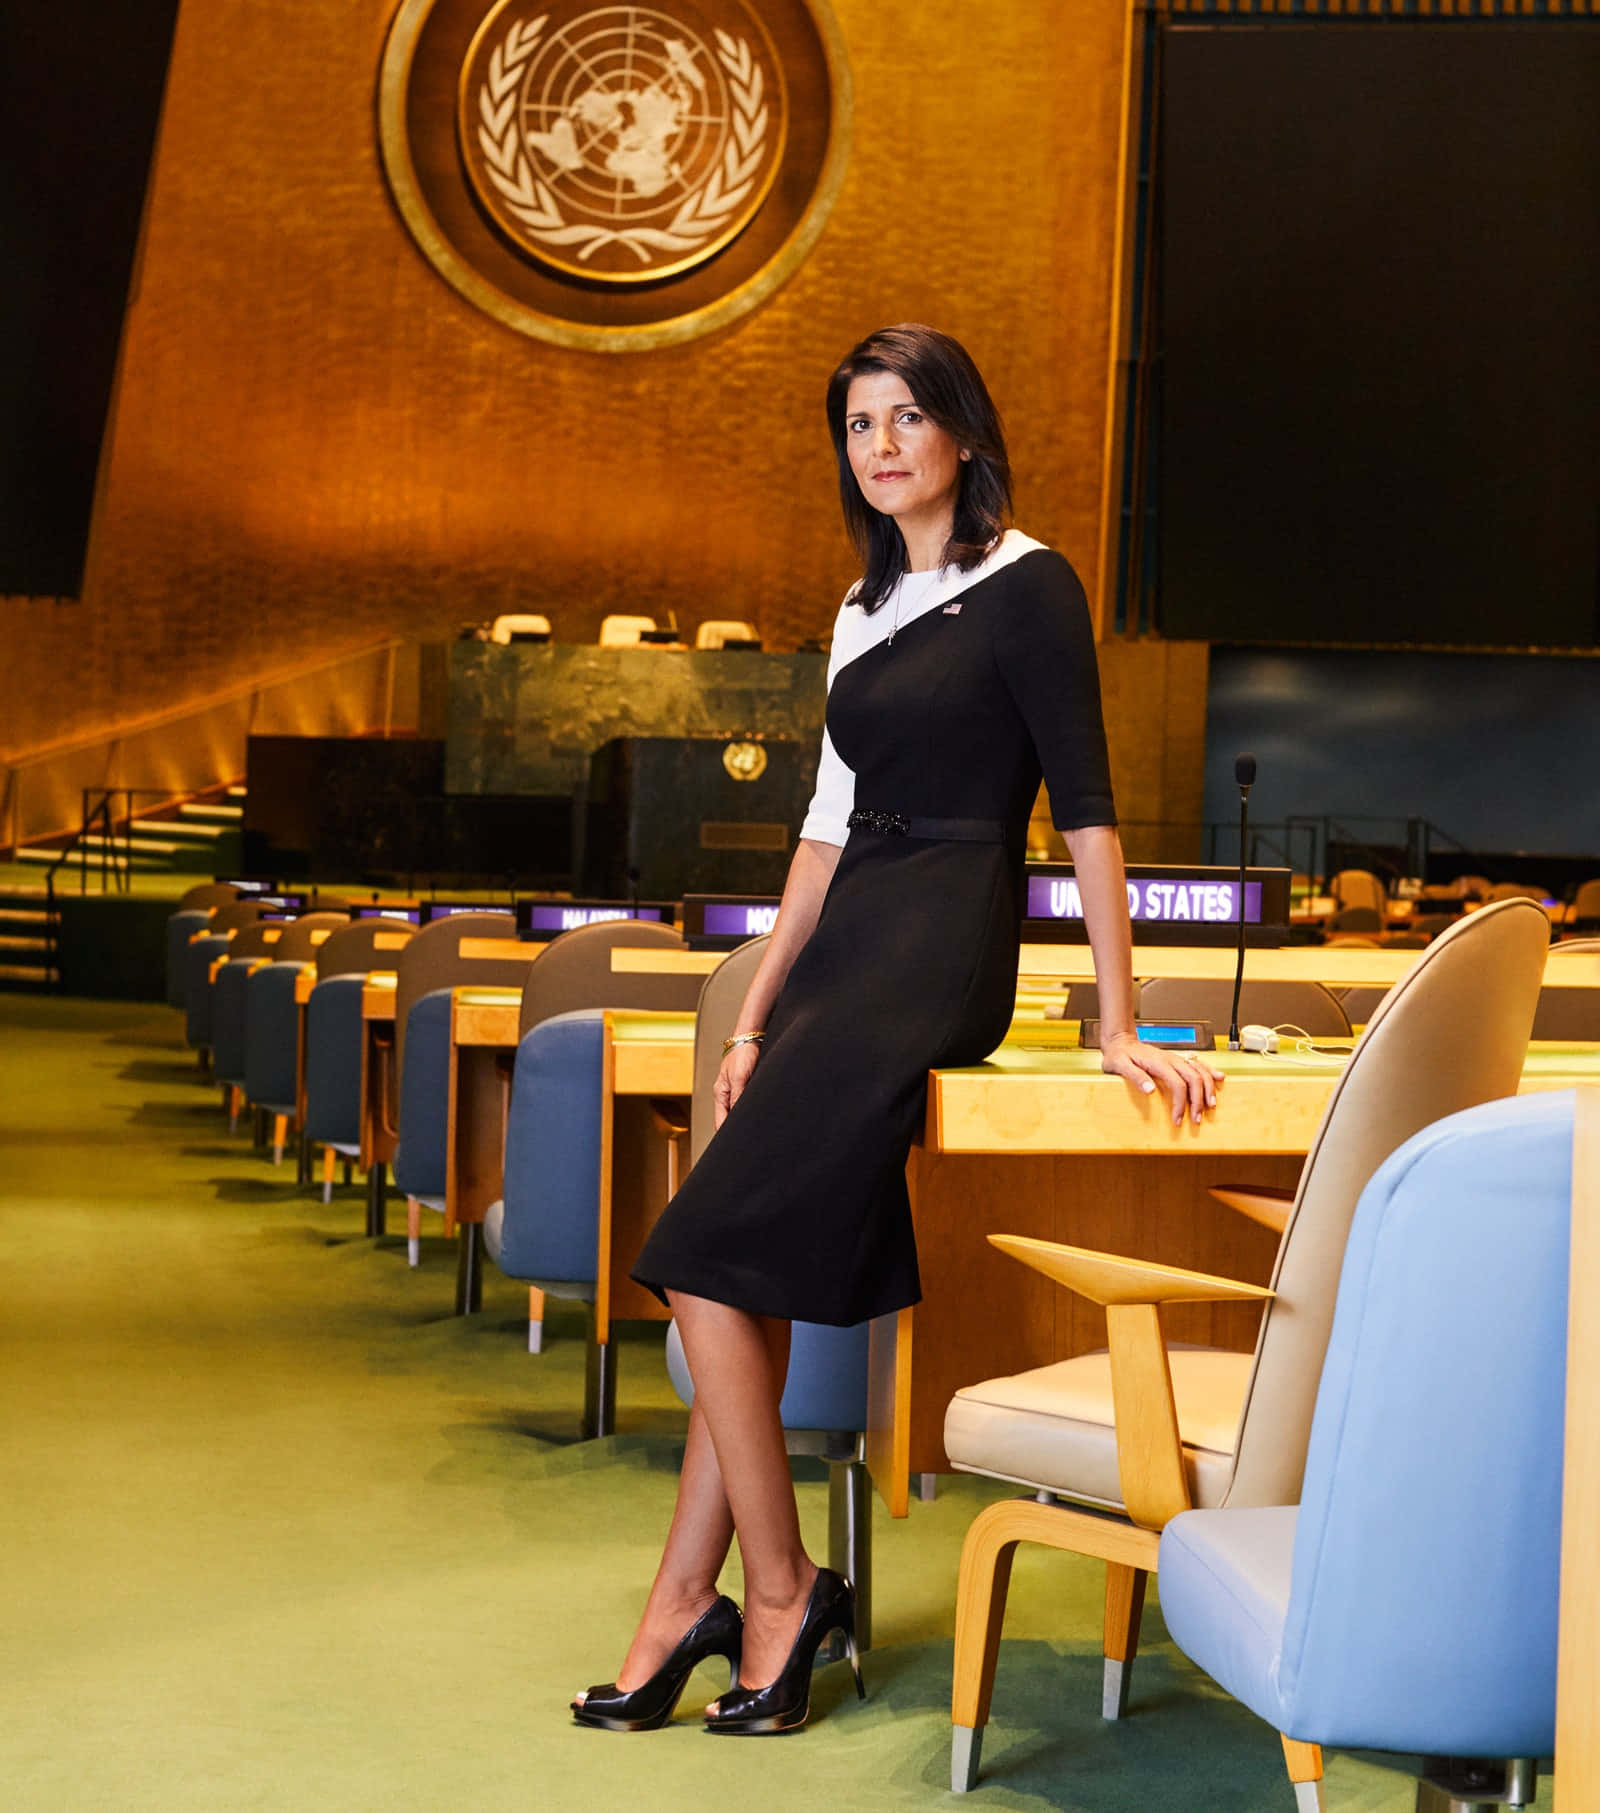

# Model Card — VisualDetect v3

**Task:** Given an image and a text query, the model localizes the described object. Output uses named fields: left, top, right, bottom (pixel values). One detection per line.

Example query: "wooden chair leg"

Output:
left=1102, top=1562, right=1148, bottom=1719
left=1282, top=1735, right=1326, bottom=1811
left=528, top=1285, right=546, bottom=1354
left=951, top=1501, right=1023, bottom=1791
left=272, top=1114, right=288, bottom=1166
left=321, top=1145, right=336, bottom=1205
left=948, top=1498, right=1162, bottom=1794
left=407, top=1197, right=421, bottom=1267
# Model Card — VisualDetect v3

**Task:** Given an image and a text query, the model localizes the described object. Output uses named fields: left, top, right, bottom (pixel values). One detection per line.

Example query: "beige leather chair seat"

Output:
left=947, top=1348, right=1249, bottom=1511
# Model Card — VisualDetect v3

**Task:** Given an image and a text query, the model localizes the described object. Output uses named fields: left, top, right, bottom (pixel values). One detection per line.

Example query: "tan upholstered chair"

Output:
left=1571, top=879, right=1600, bottom=924
left=694, top=619, right=761, bottom=649
left=1487, top=881, right=1548, bottom=903
left=314, top=917, right=417, bottom=980
left=942, top=898, right=1550, bottom=1794
left=490, top=613, right=551, bottom=644
left=208, top=900, right=266, bottom=935
left=1329, top=869, right=1386, bottom=916
left=178, top=882, right=240, bottom=912
left=598, top=614, right=657, bottom=647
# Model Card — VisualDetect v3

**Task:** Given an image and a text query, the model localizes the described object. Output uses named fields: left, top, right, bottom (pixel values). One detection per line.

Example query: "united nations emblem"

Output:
left=722, top=740, right=768, bottom=782
left=461, top=4, right=785, bottom=282
left=380, top=0, right=847, bottom=349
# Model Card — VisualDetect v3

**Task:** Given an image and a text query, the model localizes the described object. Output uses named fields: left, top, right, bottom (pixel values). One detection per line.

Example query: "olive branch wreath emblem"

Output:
left=475, top=14, right=770, bottom=266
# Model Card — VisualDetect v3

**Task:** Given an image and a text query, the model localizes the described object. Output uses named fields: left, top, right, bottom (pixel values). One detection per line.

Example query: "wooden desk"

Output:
left=867, top=1041, right=1600, bottom=1517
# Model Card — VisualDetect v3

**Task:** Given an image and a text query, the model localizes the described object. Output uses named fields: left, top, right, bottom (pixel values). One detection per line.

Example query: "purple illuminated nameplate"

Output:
left=355, top=906, right=421, bottom=924
left=524, top=904, right=666, bottom=933
left=1027, top=875, right=1263, bottom=926
left=702, top=902, right=783, bottom=939
left=421, top=902, right=504, bottom=921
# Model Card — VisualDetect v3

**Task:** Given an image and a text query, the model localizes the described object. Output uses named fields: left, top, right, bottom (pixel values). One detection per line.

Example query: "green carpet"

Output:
left=0, top=999, right=1544, bottom=1812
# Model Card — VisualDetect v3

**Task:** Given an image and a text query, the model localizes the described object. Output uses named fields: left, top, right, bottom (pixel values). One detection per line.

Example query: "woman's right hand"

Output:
left=713, top=1040, right=763, bottom=1128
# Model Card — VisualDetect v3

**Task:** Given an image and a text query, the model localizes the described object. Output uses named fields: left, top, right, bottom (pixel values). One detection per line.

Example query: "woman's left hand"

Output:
left=1099, top=1030, right=1225, bottom=1126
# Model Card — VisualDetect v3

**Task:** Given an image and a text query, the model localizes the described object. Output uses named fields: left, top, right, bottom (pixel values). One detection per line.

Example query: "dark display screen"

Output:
left=419, top=902, right=506, bottom=922
left=520, top=902, right=668, bottom=935
left=702, top=902, right=781, bottom=939
left=1025, top=865, right=1290, bottom=947
left=679, top=895, right=783, bottom=949
left=1027, top=875, right=1263, bottom=927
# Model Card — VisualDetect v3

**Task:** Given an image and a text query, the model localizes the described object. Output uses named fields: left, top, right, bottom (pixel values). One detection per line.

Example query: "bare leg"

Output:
left=577, top=1310, right=796, bottom=1701
left=668, top=1292, right=817, bottom=1708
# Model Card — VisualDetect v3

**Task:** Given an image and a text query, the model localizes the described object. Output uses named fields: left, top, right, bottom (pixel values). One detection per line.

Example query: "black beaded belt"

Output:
left=846, top=808, right=1009, bottom=844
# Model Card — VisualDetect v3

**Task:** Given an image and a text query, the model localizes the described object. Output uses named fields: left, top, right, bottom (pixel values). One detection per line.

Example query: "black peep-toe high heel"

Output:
left=571, top=1595, right=743, bottom=1731
left=702, top=1568, right=864, bottom=1736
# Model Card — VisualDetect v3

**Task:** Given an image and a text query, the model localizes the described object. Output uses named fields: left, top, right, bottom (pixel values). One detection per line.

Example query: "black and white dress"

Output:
left=631, top=532, right=1116, bottom=1326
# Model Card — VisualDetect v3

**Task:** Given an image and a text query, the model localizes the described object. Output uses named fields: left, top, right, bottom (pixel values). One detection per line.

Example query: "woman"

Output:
left=572, top=324, right=1222, bottom=1737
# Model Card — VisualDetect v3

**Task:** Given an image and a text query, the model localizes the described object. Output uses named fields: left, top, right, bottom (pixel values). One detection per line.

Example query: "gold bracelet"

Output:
left=721, top=1031, right=766, bottom=1053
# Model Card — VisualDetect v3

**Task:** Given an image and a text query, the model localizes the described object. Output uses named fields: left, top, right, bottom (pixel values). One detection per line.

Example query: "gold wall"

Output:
left=3, top=0, right=1201, bottom=836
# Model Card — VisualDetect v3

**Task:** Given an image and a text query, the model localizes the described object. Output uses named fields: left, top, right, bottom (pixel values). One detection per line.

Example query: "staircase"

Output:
left=13, top=787, right=244, bottom=881
left=0, top=888, right=55, bottom=992
left=0, top=785, right=247, bottom=995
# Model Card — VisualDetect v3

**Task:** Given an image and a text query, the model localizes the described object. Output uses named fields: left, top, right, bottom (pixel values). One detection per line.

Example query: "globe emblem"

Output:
left=463, top=2, right=785, bottom=283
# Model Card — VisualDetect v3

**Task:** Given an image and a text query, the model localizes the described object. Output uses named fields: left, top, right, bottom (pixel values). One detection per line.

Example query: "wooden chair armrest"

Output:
left=988, top=1233, right=1274, bottom=1531
left=987, top=1234, right=1276, bottom=1309
left=1207, top=1184, right=1295, bottom=1235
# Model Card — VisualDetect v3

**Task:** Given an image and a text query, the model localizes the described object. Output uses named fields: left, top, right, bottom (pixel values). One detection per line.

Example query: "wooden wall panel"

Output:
left=1, top=0, right=1135, bottom=774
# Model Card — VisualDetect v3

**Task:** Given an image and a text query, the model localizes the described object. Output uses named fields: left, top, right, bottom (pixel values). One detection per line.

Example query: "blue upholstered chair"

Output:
left=166, top=911, right=213, bottom=1008
left=165, top=884, right=242, bottom=1007
left=481, top=919, right=707, bottom=1430
left=1158, top=1088, right=1585, bottom=1812
left=943, top=899, right=1551, bottom=1794
left=181, top=901, right=265, bottom=1056
left=238, top=913, right=350, bottom=1164
left=183, top=932, right=234, bottom=1051
left=384, top=913, right=521, bottom=1268
left=302, top=919, right=418, bottom=1208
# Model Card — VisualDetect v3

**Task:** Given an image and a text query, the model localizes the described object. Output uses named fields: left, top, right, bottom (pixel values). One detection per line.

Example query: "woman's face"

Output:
left=843, top=370, right=965, bottom=533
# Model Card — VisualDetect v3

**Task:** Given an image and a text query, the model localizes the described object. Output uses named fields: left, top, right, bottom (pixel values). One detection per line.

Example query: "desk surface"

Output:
left=930, top=1040, right=1600, bottom=1155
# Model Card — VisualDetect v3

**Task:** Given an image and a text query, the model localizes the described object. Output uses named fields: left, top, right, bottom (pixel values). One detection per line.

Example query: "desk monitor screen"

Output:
left=1025, top=864, right=1291, bottom=947
left=251, top=892, right=309, bottom=914
left=218, top=878, right=277, bottom=895
left=681, top=894, right=783, bottom=951
left=353, top=905, right=422, bottom=924
left=419, top=901, right=509, bottom=923
left=517, top=900, right=672, bottom=940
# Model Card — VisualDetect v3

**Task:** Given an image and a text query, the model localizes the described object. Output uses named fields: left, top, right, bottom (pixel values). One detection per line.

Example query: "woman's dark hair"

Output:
left=825, top=323, right=1012, bottom=614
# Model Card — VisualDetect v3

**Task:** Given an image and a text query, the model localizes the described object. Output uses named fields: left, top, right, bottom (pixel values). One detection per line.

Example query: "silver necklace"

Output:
left=886, top=568, right=937, bottom=646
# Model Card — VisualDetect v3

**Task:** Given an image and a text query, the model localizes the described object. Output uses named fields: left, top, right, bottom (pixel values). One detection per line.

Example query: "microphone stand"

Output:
left=1228, top=753, right=1256, bottom=1051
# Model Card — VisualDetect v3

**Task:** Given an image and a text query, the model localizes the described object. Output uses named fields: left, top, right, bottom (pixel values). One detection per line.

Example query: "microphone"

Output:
left=1228, top=753, right=1257, bottom=1051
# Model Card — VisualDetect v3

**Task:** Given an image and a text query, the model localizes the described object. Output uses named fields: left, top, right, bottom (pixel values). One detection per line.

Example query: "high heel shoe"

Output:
left=571, top=1595, right=743, bottom=1731
left=703, top=1568, right=864, bottom=1736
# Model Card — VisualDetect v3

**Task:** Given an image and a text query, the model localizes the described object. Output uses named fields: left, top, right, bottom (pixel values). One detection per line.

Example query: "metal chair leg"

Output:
left=1417, top=1759, right=1539, bottom=1812
left=365, top=1161, right=387, bottom=1238
left=582, top=1310, right=616, bottom=1439
left=826, top=1453, right=873, bottom=1654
